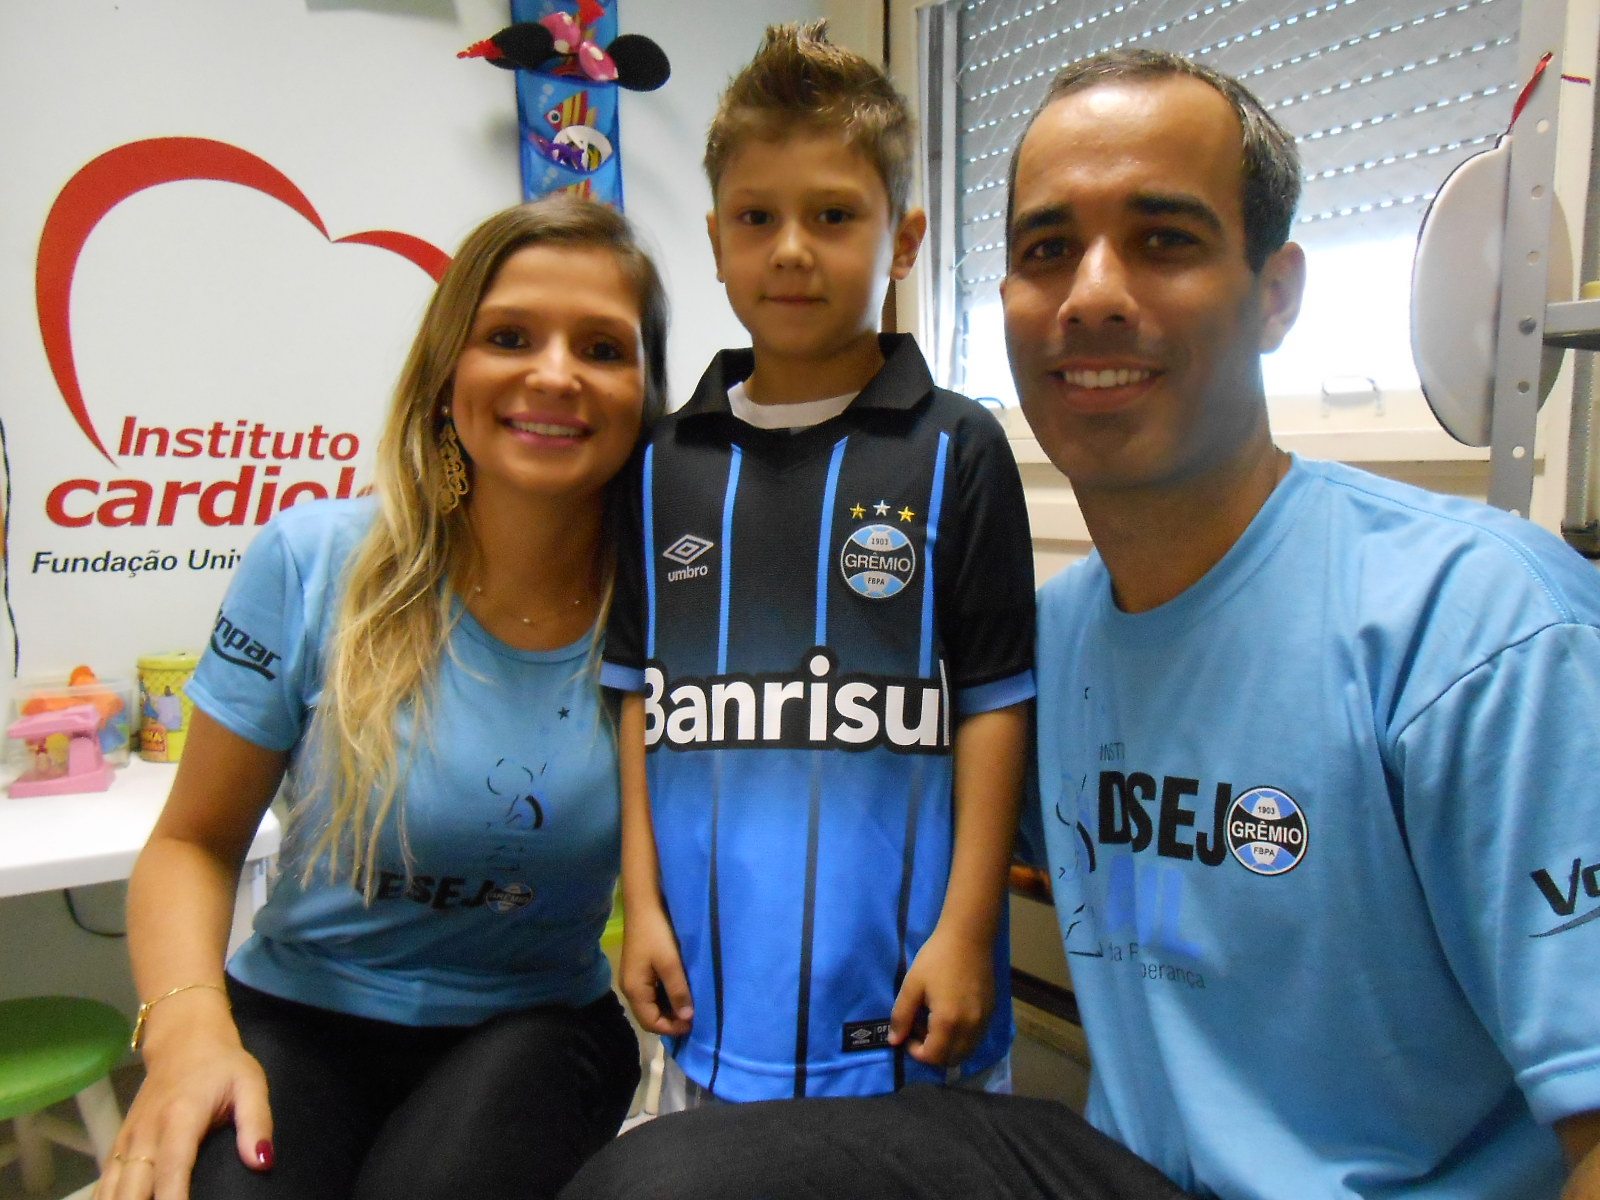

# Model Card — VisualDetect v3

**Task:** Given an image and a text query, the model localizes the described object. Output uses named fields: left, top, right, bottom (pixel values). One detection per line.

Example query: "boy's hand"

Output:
left=888, top=922, right=995, bottom=1068
left=620, top=903, right=694, bottom=1038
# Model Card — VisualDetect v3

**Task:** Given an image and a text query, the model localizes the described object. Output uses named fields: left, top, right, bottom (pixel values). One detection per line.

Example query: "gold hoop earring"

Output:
left=438, top=411, right=469, bottom=513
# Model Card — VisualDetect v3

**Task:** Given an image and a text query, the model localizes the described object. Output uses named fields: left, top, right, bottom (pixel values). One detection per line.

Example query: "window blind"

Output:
left=923, top=0, right=1522, bottom=398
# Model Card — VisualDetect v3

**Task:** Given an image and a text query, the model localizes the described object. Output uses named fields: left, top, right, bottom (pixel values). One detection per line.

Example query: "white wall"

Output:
left=0, top=0, right=821, bottom=1012
left=2, top=0, right=516, bottom=716
left=618, top=1, right=827, bottom=405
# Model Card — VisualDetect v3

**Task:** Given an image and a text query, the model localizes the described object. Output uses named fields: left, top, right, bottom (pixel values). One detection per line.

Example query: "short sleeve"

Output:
left=1395, top=622, right=1600, bottom=1124
left=185, top=517, right=322, bottom=752
left=600, top=448, right=648, bottom=694
left=938, top=402, right=1036, bottom=713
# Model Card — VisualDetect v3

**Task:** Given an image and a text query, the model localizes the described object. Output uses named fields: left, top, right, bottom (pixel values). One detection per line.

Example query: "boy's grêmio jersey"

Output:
left=603, top=335, right=1036, bottom=1099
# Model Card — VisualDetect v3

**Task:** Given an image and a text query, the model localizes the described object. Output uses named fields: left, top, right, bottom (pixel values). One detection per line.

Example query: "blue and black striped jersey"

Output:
left=603, top=335, right=1036, bottom=1099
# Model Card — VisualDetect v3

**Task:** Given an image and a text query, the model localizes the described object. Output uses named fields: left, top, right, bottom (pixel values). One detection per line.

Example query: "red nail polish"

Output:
left=256, top=1140, right=275, bottom=1169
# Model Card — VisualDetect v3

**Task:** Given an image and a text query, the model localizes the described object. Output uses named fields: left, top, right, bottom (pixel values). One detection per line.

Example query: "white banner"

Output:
left=0, top=0, right=521, bottom=712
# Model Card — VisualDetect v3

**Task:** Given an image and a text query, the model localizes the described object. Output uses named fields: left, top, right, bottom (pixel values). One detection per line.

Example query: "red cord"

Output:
left=1509, top=51, right=1554, bottom=128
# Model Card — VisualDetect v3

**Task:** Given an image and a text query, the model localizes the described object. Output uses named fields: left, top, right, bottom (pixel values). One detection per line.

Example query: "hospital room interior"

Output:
left=1, top=0, right=1597, bottom=1196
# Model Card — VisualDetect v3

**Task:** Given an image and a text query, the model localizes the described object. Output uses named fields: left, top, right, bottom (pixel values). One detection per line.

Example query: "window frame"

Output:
left=888, top=0, right=1598, bottom=536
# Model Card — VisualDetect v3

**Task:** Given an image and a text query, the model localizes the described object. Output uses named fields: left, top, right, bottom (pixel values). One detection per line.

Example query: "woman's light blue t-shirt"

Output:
left=188, top=498, right=620, bottom=1026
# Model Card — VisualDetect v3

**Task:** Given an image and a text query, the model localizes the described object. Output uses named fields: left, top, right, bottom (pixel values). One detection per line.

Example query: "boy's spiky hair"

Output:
left=704, top=20, right=915, bottom=217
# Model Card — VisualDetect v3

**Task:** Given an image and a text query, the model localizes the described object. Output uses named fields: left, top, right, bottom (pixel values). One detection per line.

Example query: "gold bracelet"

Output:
left=130, top=982, right=229, bottom=1051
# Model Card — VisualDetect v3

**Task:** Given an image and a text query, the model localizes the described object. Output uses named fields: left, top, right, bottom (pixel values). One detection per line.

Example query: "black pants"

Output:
left=192, top=978, right=640, bottom=1200
left=558, top=1085, right=1194, bottom=1200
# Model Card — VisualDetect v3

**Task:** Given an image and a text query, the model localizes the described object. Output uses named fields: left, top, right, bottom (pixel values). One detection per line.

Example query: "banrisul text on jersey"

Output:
left=643, top=649, right=949, bottom=753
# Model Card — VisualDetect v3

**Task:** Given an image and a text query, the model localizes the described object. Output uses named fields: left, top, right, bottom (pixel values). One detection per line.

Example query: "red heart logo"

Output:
left=36, top=137, right=451, bottom=466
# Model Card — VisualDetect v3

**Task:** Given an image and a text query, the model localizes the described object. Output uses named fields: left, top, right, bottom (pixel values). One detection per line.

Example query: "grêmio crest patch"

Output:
left=840, top=524, right=915, bottom=600
left=1225, top=786, right=1308, bottom=876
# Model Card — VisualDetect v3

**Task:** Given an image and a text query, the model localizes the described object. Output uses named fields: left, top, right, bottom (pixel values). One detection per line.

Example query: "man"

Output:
left=561, top=50, right=1600, bottom=1200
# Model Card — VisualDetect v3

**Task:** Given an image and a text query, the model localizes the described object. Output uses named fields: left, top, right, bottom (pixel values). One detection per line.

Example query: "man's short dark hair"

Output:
left=1006, top=49, right=1301, bottom=272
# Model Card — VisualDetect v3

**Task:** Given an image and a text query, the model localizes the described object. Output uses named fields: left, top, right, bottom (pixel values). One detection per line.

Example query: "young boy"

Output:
left=601, top=21, right=1035, bottom=1102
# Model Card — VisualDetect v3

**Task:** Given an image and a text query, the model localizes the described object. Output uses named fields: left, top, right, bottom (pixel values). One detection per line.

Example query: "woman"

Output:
left=100, top=196, right=668, bottom=1200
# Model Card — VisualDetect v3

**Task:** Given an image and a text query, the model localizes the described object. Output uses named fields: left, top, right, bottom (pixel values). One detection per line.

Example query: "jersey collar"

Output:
left=676, top=333, right=934, bottom=422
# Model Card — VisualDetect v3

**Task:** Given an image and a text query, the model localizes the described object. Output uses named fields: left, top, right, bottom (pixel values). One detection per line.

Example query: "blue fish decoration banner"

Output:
left=511, top=0, right=626, bottom=207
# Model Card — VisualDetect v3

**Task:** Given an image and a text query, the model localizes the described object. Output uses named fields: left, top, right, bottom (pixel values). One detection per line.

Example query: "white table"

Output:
left=0, top=757, right=280, bottom=900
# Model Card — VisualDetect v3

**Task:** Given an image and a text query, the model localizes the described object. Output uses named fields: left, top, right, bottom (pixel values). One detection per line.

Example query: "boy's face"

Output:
left=708, top=130, right=925, bottom=397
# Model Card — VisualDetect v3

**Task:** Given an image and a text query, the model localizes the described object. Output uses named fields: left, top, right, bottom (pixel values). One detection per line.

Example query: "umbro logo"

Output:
left=663, top=534, right=713, bottom=582
left=663, top=534, right=713, bottom=566
left=841, top=1019, right=893, bottom=1052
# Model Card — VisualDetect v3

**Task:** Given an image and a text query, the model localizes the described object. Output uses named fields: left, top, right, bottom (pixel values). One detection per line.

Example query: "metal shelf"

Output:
left=1544, top=298, right=1600, bottom=351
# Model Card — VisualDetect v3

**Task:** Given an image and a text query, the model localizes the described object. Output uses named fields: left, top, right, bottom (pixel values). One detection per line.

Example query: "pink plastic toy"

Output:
left=7, top=703, right=115, bottom=797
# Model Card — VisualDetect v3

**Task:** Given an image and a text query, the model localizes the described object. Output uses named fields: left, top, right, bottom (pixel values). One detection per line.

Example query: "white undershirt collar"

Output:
left=727, top=380, right=857, bottom=431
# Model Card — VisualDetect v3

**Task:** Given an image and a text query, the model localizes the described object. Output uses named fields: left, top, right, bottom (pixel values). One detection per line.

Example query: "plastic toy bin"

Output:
left=6, top=674, right=134, bottom=797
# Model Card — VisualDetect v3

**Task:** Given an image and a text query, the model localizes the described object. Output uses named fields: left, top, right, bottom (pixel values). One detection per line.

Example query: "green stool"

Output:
left=600, top=905, right=626, bottom=965
left=0, top=997, right=128, bottom=1195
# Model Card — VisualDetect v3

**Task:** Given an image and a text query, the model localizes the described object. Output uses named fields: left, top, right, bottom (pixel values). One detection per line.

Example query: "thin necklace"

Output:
left=470, top=584, right=592, bottom=627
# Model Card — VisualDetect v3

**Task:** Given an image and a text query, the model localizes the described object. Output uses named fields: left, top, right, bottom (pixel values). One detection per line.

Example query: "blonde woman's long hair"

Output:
left=299, top=196, right=668, bottom=893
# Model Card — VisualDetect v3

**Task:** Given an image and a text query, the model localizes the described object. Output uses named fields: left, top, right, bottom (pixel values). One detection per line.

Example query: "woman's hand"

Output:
left=619, top=903, right=693, bottom=1039
left=111, top=713, right=288, bottom=1197
left=96, top=1006, right=273, bottom=1200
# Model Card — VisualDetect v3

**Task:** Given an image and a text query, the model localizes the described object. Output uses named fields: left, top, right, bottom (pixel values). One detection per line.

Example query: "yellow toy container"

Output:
left=137, top=651, right=201, bottom=762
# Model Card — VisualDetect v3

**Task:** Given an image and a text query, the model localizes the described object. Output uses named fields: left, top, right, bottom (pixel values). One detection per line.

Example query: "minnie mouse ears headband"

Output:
left=459, top=11, right=670, bottom=92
